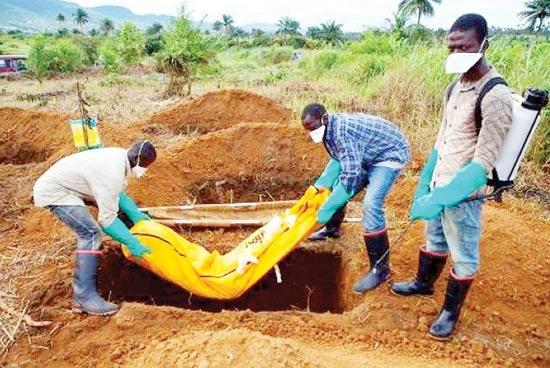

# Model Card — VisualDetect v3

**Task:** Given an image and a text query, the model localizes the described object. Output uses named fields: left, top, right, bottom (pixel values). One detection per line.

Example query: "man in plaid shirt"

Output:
left=302, top=103, right=410, bottom=293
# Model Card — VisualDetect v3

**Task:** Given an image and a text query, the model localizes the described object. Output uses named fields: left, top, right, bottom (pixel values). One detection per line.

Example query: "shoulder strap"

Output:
left=475, top=76, right=509, bottom=192
left=474, top=77, right=507, bottom=134
left=445, top=79, right=458, bottom=104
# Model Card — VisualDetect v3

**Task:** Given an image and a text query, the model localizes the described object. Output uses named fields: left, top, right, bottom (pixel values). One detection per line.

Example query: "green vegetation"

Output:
left=72, top=8, right=89, bottom=33
left=27, top=35, right=84, bottom=77
left=3, top=2, right=549, bottom=173
left=519, top=0, right=550, bottom=32
left=398, top=0, right=442, bottom=25
left=157, top=7, right=220, bottom=96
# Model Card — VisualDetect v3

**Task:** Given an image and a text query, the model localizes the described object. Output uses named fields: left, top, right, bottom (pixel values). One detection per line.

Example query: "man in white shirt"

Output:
left=34, top=140, right=157, bottom=316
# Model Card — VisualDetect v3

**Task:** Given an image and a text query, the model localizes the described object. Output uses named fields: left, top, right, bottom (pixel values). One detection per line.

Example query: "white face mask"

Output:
left=131, top=141, right=148, bottom=178
left=132, top=165, right=147, bottom=178
left=445, top=37, right=486, bottom=74
left=309, top=125, right=326, bottom=144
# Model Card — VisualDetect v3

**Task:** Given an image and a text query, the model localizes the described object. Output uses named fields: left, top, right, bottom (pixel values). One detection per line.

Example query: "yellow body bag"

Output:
left=124, top=186, right=329, bottom=300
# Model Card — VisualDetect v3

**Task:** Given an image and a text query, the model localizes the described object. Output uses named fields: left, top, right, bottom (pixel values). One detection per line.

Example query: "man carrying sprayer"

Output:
left=33, top=140, right=157, bottom=316
left=391, top=14, right=513, bottom=340
left=301, top=103, right=410, bottom=293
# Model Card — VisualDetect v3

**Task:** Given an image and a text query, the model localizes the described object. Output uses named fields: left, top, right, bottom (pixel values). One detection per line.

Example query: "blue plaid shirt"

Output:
left=323, top=113, right=410, bottom=194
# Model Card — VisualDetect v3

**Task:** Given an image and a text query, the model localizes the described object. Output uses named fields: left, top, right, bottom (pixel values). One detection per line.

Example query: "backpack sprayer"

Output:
left=487, top=88, right=549, bottom=201
left=372, top=86, right=549, bottom=273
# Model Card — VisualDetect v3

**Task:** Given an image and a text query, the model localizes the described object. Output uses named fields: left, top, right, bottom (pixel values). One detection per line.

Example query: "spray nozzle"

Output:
left=522, top=88, right=549, bottom=110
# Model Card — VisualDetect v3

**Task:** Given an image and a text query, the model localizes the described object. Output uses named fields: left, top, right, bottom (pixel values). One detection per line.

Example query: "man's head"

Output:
left=301, top=103, right=327, bottom=130
left=127, top=140, right=156, bottom=177
left=448, top=14, right=488, bottom=54
left=301, top=103, right=328, bottom=144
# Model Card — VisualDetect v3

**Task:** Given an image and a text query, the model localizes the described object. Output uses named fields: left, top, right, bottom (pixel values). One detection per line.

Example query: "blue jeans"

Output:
left=425, top=200, right=483, bottom=277
left=362, top=166, right=402, bottom=233
left=47, top=205, right=103, bottom=251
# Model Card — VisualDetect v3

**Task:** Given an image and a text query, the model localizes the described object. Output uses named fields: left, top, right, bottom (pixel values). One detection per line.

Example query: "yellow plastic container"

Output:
left=69, top=118, right=102, bottom=151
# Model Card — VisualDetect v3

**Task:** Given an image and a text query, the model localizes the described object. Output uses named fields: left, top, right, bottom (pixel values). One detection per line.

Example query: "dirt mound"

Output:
left=128, top=122, right=326, bottom=206
left=0, top=108, right=74, bottom=165
left=130, top=328, right=325, bottom=367
left=0, top=107, right=158, bottom=224
left=143, top=89, right=293, bottom=134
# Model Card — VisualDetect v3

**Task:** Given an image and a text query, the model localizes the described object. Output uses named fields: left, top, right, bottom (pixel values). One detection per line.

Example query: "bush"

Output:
left=145, top=33, right=164, bottom=55
left=99, top=37, right=120, bottom=73
left=263, top=47, right=293, bottom=64
left=117, top=22, right=144, bottom=66
left=158, top=8, right=220, bottom=96
left=403, top=25, right=435, bottom=43
left=346, top=55, right=388, bottom=84
left=27, top=35, right=84, bottom=77
left=74, top=36, right=102, bottom=66
left=348, top=31, right=403, bottom=55
left=313, top=50, right=341, bottom=70
left=288, top=36, right=306, bottom=49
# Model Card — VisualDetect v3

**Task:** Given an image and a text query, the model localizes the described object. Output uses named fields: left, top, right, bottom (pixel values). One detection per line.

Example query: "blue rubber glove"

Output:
left=317, top=181, right=354, bottom=224
left=102, top=217, right=152, bottom=258
left=414, top=148, right=438, bottom=200
left=410, top=194, right=444, bottom=220
left=430, top=161, right=487, bottom=206
left=119, top=191, right=151, bottom=224
left=314, top=158, right=341, bottom=189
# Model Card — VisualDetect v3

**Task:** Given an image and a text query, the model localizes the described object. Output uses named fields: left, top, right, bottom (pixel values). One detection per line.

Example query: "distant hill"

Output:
left=0, top=0, right=173, bottom=33
left=0, top=0, right=282, bottom=35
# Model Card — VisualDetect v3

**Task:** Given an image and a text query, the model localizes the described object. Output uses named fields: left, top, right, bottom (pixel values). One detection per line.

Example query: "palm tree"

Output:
left=306, top=26, right=322, bottom=39
left=518, top=0, right=550, bottom=32
left=213, top=20, right=223, bottom=33
left=73, top=8, right=89, bottom=33
left=251, top=28, right=265, bottom=38
left=219, top=14, right=235, bottom=37
left=385, top=11, right=409, bottom=34
left=276, top=17, right=300, bottom=45
left=56, top=13, right=65, bottom=28
left=318, top=21, right=345, bottom=46
left=100, top=18, right=114, bottom=35
left=233, top=27, right=247, bottom=38
left=398, top=0, right=442, bottom=25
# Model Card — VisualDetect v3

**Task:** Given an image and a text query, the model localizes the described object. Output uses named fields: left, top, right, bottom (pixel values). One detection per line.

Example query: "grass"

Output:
left=0, top=32, right=548, bottom=203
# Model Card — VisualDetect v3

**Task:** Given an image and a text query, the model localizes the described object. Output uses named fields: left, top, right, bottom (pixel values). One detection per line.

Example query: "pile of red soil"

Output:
left=143, top=89, right=293, bottom=134
left=128, top=122, right=326, bottom=207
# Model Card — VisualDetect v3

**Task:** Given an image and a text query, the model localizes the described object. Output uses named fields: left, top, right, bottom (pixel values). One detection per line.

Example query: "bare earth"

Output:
left=0, top=89, right=548, bottom=367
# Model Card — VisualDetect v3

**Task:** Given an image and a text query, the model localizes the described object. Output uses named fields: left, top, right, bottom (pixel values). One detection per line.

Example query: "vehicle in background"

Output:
left=0, top=55, right=27, bottom=75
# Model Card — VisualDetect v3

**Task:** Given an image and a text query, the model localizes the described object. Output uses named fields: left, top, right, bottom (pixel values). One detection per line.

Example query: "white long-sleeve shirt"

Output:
left=33, top=147, right=131, bottom=227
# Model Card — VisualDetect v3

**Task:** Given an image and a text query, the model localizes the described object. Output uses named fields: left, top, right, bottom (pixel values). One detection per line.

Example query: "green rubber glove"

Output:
left=414, top=148, right=438, bottom=200
left=314, top=158, right=341, bottom=189
left=410, top=194, right=444, bottom=220
left=119, top=191, right=151, bottom=224
left=410, top=161, right=487, bottom=221
left=430, top=161, right=487, bottom=207
left=317, top=181, right=354, bottom=224
left=102, top=217, right=152, bottom=258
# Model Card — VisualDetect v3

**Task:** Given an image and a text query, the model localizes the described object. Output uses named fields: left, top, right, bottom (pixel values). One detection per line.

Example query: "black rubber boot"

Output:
left=391, top=246, right=448, bottom=296
left=73, top=251, right=118, bottom=316
left=308, top=205, right=346, bottom=241
left=352, top=229, right=390, bottom=293
left=429, top=269, right=474, bottom=340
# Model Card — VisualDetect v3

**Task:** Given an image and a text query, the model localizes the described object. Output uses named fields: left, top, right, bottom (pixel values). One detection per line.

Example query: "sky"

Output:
left=72, top=0, right=528, bottom=32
